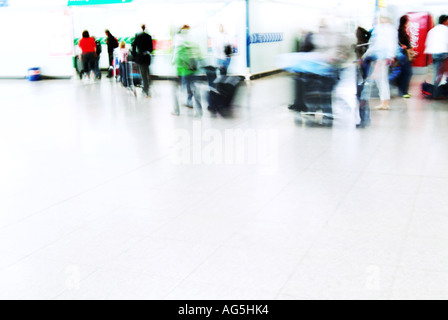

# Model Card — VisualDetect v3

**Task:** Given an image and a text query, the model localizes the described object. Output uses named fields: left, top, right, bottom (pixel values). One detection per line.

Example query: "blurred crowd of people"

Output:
left=77, top=23, right=236, bottom=116
left=76, top=14, right=448, bottom=128
left=286, top=13, right=448, bottom=129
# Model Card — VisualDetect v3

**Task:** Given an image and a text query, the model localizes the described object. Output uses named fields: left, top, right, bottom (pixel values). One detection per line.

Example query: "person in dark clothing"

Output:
left=356, top=27, right=372, bottom=129
left=93, top=37, right=102, bottom=80
left=356, top=27, right=371, bottom=60
left=105, top=30, right=119, bottom=78
left=132, top=24, right=154, bottom=97
left=288, top=31, right=315, bottom=112
left=300, top=31, right=315, bottom=53
left=397, top=15, right=414, bottom=98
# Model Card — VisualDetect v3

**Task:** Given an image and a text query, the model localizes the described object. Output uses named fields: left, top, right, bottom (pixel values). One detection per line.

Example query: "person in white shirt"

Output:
left=212, top=24, right=232, bottom=75
left=425, top=15, right=448, bottom=96
left=362, top=16, right=399, bottom=110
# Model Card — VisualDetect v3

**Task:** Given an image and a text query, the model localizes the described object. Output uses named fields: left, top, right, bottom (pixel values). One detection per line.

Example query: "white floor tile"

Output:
left=185, top=246, right=303, bottom=293
left=399, top=237, right=448, bottom=272
left=0, top=256, right=96, bottom=300
left=105, top=238, right=219, bottom=280
left=1, top=75, right=447, bottom=299
left=56, top=269, right=181, bottom=300
left=390, top=268, right=448, bottom=300
left=166, top=280, right=278, bottom=300
left=279, top=256, right=396, bottom=300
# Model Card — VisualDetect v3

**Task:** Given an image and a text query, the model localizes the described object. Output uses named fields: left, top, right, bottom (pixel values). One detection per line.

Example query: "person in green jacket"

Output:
left=172, top=25, right=203, bottom=116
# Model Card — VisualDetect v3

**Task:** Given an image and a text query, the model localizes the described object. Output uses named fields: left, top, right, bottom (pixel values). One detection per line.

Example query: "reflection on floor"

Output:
left=0, top=73, right=447, bottom=300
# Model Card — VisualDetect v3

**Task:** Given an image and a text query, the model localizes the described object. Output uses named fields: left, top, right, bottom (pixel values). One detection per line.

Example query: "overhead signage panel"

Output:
left=68, top=0, right=132, bottom=6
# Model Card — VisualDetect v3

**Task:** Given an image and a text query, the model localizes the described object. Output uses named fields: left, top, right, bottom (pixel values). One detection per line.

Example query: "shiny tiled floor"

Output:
left=0, top=72, right=448, bottom=300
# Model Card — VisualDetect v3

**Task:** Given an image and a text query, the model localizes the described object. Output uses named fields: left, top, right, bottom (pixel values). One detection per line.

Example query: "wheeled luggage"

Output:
left=208, top=76, right=243, bottom=112
left=126, top=62, right=142, bottom=87
left=422, top=82, right=448, bottom=99
left=75, top=55, right=84, bottom=79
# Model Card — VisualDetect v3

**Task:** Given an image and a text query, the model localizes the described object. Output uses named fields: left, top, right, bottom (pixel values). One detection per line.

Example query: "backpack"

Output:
left=109, top=37, right=119, bottom=50
left=178, top=44, right=199, bottom=72
left=224, top=44, right=233, bottom=57
left=96, top=40, right=102, bottom=55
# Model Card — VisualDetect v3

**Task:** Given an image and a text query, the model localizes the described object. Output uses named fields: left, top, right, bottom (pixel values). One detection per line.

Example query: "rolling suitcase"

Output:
left=422, top=82, right=448, bottom=99
left=208, top=76, right=242, bottom=112
left=124, top=62, right=143, bottom=96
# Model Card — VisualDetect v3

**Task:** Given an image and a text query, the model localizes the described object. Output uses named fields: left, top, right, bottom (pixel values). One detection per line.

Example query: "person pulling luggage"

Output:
left=132, top=24, right=154, bottom=98
left=172, top=25, right=203, bottom=116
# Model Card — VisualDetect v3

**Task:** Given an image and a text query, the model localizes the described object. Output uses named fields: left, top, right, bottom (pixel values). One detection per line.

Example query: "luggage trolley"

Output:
left=290, top=68, right=340, bottom=127
left=122, top=61, right=143, bottom=96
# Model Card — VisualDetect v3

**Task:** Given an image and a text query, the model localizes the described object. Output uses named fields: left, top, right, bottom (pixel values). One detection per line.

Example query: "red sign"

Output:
left=152, top=40, right=172, bottom=53
left=407, top=12, right=434, bottom=67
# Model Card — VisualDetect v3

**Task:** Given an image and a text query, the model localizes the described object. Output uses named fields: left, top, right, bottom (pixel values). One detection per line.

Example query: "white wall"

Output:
left=248, top=1, right=320, bottom=74
left=0, top=6, right=74, bottom=78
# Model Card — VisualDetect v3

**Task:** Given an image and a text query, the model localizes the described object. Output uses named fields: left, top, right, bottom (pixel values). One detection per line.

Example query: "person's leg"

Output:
left=139, top=64, right=150, bottom=96
left=82, top=54, right=89, bottom=79
left=94, top=55, right=101, bottom=79
left=119, top=62, right=126, bottom=87
left=375, top=59, right=391, bottom=109
left=223, top=57, right=231, bottom=74
left=358, top=61, right=374, bottom=127
left=184, top=75, right=194, bottom=107
left=205, top=67, right=217, bottom=89
left=89, top=54, right=96, bottom=78
left=433, top=55, right=443, bottom=98
left=433, top=54, right=442, bottom=85
left=173, top=77, right=181, bottom=115
left=84, top=53, right=95, bottom=79
left=191, top=76, right=202, bottom=114
left=107, top=52, right=114, bottom=78
left=218, top=59, right=227, bottom=76
left=398, top=58, right=412, bottom=97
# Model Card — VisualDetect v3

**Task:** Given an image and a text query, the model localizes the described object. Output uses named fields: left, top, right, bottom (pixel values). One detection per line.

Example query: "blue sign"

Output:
left=249, top=33, right=284, bottom=45
left=0, top=0, right=8, bottom=7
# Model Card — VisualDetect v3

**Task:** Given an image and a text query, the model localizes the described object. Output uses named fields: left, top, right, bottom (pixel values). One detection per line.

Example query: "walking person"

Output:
left=131, top=24, right=154, bottom=97
left=172, top=25, right=203, bottom=116
left=105, top=30, right=119, bottom=78
left=118, top=41, right=129, bottom=87
left=397, top=15, right=414, bottom=99
left=78, top=30, right=97, bottom=83
left=362, top=16, right=398, bottom=111
left=212, top=24, right=232, bottom=75
left=425, top=15, right=448, bottom=98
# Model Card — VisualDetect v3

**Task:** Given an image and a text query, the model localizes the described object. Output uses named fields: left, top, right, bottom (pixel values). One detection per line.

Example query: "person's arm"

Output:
left=149, top=35, right=154, bottom=54
left=131, top=35, right=137, bottom=56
